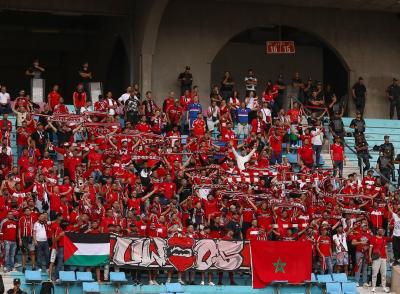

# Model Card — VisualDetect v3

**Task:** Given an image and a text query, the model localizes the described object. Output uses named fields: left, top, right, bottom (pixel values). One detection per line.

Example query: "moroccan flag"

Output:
left=64, top=233, right=110, bottom=266
left=250, top=240, right=312, bottom=289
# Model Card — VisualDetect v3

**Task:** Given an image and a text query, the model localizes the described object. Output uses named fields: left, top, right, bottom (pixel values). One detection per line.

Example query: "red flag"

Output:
left=250, top=240, right=312, bottom=288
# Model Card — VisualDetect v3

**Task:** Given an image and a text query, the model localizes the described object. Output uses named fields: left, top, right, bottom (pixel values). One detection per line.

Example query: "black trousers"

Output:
left=393, top=235, right=400, bottom=262
left=357, top=154, right=370, bottom=173
left=390, top=99, right=400, bottom=119
left=355, top=96, right=365, bottom=116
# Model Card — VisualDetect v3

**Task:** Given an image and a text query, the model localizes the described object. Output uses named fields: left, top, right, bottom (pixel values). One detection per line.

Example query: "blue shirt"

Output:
left=187, top=103, right=202, bottom=119
left=236, top=107, right=251, bottom=124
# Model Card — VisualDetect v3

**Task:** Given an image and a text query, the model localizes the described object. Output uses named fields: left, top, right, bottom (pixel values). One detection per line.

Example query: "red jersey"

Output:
left=331, top=143, right=344, bottom=161
left=48, top=91, right=61, bottom=109
left=1, top=219, right=17, bottom=241
left=317, top=235, right=331, bottom=257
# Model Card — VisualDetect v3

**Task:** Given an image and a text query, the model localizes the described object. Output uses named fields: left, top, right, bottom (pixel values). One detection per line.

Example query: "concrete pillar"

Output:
left=140, top=53, right=153, bottom=93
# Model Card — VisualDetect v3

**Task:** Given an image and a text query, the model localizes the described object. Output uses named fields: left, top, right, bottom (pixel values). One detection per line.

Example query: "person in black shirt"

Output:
left=78, top=62, right=93, bottom=94
left=7, top=278, right=27, bottom=294
left=226, top=213, right=242, bottom=240
left=376, top=149, right=393, bottom=184
left=352, top=77, right=367, bottom=116
left=355, top=134, right=370, bottom=174
left=329, top=111, right=345, bottom=141
left=349, top=110, right=365, bottom=137
left=275, top=74, right=286, bottom=110
left=178, top=66, right=193, bottom=95
left=220, top=71, right=234, bottom=102
left=25, top=59, right=45, bottom=79
left=386, top=78, right=400, bottom=119
left=324, top=84, right=338, bottom=117
left=39, top=104, right=54, bottom=142
left=380, top=135, right=395, bottom=181
left=29, top=123, right=48, bottom=157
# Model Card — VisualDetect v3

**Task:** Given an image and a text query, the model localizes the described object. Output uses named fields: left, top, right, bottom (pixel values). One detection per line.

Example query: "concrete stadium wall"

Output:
left=147, top=0, right=400, bottom=118
left=211, top=42, right=323, bottom=103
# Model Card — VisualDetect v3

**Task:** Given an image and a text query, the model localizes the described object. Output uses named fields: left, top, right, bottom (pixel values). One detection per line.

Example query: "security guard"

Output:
left=349, top=110, right=366, bottom=137
left=386, top=78, right=400, bottom=119
left=376, top=149, right=394, bottom=184
left=355, top=134, right=370, bottom=174
left=329, top=111, right=345, bottom=140
left=380, top=135, right=395, bottom=181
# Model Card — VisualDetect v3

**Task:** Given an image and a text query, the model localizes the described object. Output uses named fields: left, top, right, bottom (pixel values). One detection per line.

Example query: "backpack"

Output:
left=40, top=281, right=54, bottom=294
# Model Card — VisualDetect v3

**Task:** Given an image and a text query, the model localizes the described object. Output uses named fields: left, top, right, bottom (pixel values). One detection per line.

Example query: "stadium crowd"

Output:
left=0, top=65, right=399, bottom=293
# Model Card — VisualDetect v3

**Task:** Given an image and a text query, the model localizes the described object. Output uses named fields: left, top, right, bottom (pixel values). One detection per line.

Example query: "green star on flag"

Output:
left=273, top=258, right=286, bottom=273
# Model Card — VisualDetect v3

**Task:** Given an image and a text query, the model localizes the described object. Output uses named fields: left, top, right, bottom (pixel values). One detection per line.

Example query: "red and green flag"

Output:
left=64, top=233, right=110, bottom=266
left=250, top=240, right=312, bottom=288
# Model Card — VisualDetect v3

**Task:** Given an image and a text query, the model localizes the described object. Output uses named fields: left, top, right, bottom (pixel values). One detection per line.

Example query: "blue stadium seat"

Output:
left=311, top=273, right=317, bottom=282
left=110, top=272, right=128, bottom=293
left=82, top=282, right=100, bottom=293
left=326, top=282, right=342, bottom=294
left=59, top=271, right=76, bottom=282
left=317, top=274, right=333, bottom=283
left=341, top=282, right=358, bottom=294
left=332, top=273, right=347, bottom=282
left=76, top=271, right=95, bottom=282
left=25, top=270, right=42, bottom=294
left=165, top=282, right=184, bottom=293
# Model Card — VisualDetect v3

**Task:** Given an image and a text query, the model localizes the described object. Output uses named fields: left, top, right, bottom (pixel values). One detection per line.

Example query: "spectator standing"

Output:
left=330, top=136, right=345, bottom=177
left=73, top=84, right=87, bottom=114
left=329, top=111, right=345, bottom=141
left=316, top=227, right=333, bottom=274
left=47, top=85, right=61, bottom=110
left=311, top=120, right=324, bottom=167
left=125, top=93, right=141, bottom=125
left=25, top=59, right=45, bottom=79
left=33, top=213, right=50, bottom=271
left=274, top=75, right=286, bottom=111
left=352, top=223, right=371, bottom=287
left=352, top=77, right=367, bottom=116
left=78, top=62, right=93, bottom=94
left=244, top=69, right=257, bottom=97
left=369, top=228, right=390, bottom=293
left=178, top=66, right=193, bottom=95
left=236, top=101, right=251, bottom=138
left=118, top=86, right=132, bottom=105
left=332, top=226, right=350, bottom=275
left=0, top=86, right=11, bottom=114
left=187, top=96, right=202, bottom=130
left=386, top=78, right=400, bottom=119
left=380, top=135, right=395, bottom=181
left=1, top=212, right=18, bottom=272
left=388, top=204, right=400, bottom=265
left=220, top=71, right=234, bottom=102
left=18, top=207, right=36, bottom=272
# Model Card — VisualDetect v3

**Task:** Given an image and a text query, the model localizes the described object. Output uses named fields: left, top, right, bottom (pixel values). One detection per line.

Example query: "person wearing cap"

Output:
left=178, top=66, right=193, bottom=95
left=352, top=77, right=367, bottom=116
left=6, top=278, right=27, bottom=294
left=386, top=78, right=400, bottom=119
left=379, top=135, right=396, bottom=182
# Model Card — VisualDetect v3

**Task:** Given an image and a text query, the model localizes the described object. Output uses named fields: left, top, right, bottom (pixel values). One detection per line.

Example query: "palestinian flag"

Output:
left=64, top=233, right=110, bottom=266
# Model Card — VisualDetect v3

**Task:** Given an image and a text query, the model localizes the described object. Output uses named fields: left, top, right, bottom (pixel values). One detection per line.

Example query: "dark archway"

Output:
left=212, top=26, right=349, bottom=108
left=105, top=37, right=130, bottom=96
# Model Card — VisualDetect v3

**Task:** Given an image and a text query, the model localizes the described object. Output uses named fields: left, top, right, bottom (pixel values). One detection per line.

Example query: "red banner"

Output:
left=251, top=241, right=312, bottom=288
left=110, top=236, right=250, bottom=271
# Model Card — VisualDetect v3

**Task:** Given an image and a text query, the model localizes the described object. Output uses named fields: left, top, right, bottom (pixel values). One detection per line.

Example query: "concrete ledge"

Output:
left=392, top=265, right=400, bottom=294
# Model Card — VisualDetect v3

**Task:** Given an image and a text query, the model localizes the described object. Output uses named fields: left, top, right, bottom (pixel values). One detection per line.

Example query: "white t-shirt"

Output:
left=118, top=93, right=130, bottom=104
left=393, top=213, right=400, bottom=237
left=0, top=92, right=10, bottom=104
left=311, top=128, right=324, bottom=145
left=244, top=76, right=257, bottom=91
left=260, top=107, right=271, bottom=123
left=332, top=233, right=348, bottom=252
left=34, top=222, right=47, bottom=241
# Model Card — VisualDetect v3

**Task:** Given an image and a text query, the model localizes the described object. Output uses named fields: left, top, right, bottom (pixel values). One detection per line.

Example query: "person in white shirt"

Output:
left=388, top=204, right=400, bottom=265
left=311, top=120, right=325, bottom=167
left=80, top=101, right=93, bottom=115
left=244, top=69, right=257, bottom=96
left=231, top=142, right=258, bottom=171
left=117, top=86, right=132, bottom=105
left=332, top=225, right=350, bottom=275
left=33, top=213, right=50, bottom=271
left=0, top=86, right=11, bottom=114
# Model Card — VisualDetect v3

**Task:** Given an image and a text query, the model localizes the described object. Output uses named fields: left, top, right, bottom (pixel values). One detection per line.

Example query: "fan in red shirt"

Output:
left=317, top=227, right=333, bottom=273
left=73, top=84, right=87, bottom=113
left=330, top=136, right=345, bottom=177
left=268, top=129, right=283, bottom=164
left=297, top=138, right=314, bottom=168
left=47, top=85, right=61, bottom=110
left=192, top=113, right=206, bottom=137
